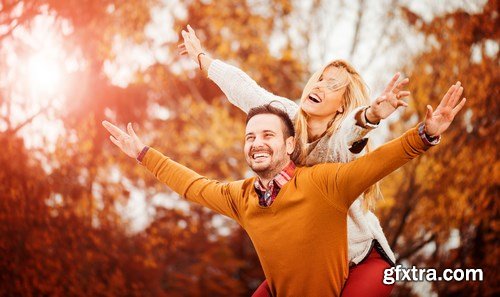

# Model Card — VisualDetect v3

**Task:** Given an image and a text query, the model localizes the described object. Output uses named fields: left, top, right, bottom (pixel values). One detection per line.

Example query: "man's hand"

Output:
left=366, top=73, right=410, bottom=123
left=102, top=121, right=145, bottom=159
left=178, top=25, right=204, bottom=64
left=424, top=81, right=466, bottom=137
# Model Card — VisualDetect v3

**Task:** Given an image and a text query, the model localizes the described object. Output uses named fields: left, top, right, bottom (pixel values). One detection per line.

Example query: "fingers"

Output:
left=391, top=79, right=409, bottom=97
left=109, top=135, right=122, bottom=149
left=178, top=43, right=187, bottom=55
left=127, top=122, right=139, bottom=141
left=383, top=73, right=401, bottom=93
left=449, top=85, right=463, bottom=107
left=425, top=105, right=434, bottom=120
left=102, top=121, right=127, bottom=139
left=438, top=86, right=454, bottom=109
left=397, top=91, right=411, bottom=99
left=181, top=30, right=189, bottom=41
left=440, top=82, right=459, bottom=107
left=178, top=44, right=187, bottom=55
left=393, top=77, right=409, bottom=93
left=397, top=77, right=410, bottom=86
left=452, top=98, right=467, bottom=116
left=397, top=100, right=409, bottom=108
left=375, top=95, right=387, bottom=104
left=186, top=25, right=199, bottom=43
left=187, top=24, right=197, bottom=37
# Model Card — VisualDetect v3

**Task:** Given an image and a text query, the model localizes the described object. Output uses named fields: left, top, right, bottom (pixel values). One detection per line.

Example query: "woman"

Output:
left=179, top=25, right=410, bottom=297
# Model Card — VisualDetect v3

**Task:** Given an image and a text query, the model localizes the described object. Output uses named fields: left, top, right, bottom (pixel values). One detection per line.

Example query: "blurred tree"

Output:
left=0, top=0, right=308, bottom=296
left=1, top=0, right=496, bottom=296
left=378, top=0, right=499, bottom=296
left=0, top=1, right=160, bottom=295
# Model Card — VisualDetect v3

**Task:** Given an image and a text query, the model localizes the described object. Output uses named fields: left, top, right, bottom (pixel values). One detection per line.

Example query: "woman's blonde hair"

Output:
left=294, top=59, right=382, bottom=212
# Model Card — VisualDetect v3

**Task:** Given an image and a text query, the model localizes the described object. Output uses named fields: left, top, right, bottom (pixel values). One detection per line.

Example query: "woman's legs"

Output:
left=341, top=245, right=394, bottom=297
left=251, top=280, right=271, bottom=297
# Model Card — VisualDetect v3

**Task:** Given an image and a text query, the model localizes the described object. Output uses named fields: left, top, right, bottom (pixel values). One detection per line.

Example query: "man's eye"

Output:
left=246, top=136, right=255, bottom=141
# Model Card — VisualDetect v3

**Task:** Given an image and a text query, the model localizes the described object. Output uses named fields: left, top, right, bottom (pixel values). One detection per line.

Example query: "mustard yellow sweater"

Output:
left=141, top=127, right=430, bottom=297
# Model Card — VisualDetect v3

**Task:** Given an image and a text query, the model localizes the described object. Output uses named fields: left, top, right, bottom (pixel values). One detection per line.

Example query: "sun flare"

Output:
left=27, top=53, right=63, bottom=95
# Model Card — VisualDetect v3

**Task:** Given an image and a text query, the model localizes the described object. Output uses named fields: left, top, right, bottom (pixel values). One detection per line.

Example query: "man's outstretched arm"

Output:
left=338, top=81, right=466, bottom=206
left=102, top=121, right=242, bottom=222
left=314, top=81, right=466, bottom=211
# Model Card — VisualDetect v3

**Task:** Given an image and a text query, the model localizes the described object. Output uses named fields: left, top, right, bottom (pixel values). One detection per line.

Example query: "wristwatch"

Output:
left=355, top=106, right=380, bottom=129
left=137, top=146, right=150, bottom=163
left=418, top=123, right=441, bottom=146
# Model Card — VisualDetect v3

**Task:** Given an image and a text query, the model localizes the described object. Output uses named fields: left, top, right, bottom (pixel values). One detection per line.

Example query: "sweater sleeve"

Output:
left=141, top=147, right=243, bottom=223
left=208, top=59, right=299, bottom=119
left=312, top=125, right=432, bottom=212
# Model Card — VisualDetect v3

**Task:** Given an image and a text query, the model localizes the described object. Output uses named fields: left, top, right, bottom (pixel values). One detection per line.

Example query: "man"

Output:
left=102, top=83, right=465, bottom=296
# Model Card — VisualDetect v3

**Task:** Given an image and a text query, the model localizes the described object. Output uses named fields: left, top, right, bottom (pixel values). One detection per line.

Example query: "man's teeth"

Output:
left=252, top=153, right=270, bottom=159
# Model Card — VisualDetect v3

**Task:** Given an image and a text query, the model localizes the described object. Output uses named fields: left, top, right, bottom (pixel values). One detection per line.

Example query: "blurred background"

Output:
left=0, top=0, right=497, bottom=296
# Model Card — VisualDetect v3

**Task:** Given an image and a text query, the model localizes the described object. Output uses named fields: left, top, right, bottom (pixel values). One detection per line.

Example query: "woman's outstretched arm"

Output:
left=333, top=73, right=411, bottom=157
left=179, top=25, right=299, bottom=118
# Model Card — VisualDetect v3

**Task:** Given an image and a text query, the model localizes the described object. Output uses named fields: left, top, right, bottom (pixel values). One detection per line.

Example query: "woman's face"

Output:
left=301, top=66, right=347, bottom=118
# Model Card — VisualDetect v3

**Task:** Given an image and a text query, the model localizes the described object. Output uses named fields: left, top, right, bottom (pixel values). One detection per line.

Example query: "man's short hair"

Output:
left=246, top=103, right=295, bottom=139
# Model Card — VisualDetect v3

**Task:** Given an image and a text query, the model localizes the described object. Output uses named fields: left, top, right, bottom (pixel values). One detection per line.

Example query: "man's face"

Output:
left=244, top=114, right=294, bottom=176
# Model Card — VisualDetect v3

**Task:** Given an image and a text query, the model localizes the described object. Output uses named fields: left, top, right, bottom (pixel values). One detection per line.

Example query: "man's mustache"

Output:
left=249, top=146, right=273, bottom=156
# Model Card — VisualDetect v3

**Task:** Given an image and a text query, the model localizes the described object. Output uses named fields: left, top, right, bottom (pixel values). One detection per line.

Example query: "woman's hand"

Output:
left=178, top=25, right=213, bottom=72
left=179, top=25, right=204, bottom=63
left=365, top=73, right=410, bottom=123
left=102, top=121, right=145, bottom=159
left=424, top=81, right=466, bottom=137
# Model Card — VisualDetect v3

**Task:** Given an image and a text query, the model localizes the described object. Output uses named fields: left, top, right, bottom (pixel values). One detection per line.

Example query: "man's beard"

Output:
left=250, top=162, right=272, bottom=174
left=249, top=158, right=272, bottom=172
left=248, top=147, right=273, bottom=173
left=249, top=155, right=288, bottom=180
left=247, top=145, right=289, bottom=179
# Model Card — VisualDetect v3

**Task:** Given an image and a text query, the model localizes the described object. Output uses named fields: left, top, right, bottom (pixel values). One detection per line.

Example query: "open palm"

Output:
left=424, top=82, right=466, bottom=136
left=179, top=25, right=203, bottom=63
left=102, top=121, right=145, bottom=159
left=367, top=73, right=410, bottom=122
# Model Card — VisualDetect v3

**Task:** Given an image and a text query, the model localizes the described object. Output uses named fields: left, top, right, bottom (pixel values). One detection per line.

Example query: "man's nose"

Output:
left=252, top=136, right=266, bottom=147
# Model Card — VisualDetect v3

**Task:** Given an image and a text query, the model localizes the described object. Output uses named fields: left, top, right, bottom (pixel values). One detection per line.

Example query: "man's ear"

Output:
left=286, top=136, right=295, bottom=155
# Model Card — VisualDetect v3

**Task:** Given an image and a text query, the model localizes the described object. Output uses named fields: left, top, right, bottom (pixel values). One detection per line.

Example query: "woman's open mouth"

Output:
left=308, top=93, right=322, bottom=103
